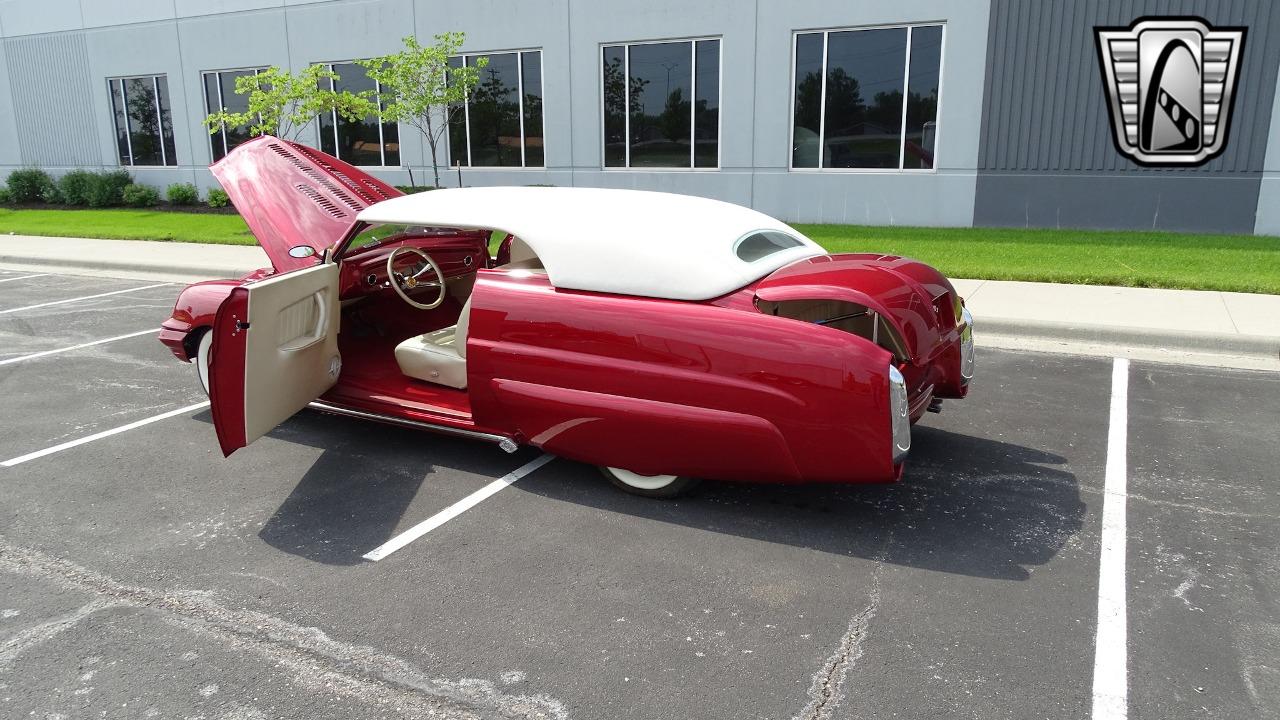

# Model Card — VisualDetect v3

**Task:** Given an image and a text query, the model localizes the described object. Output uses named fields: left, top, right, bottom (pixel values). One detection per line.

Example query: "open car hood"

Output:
left=211, top=136, right=401, bottom=274
left=755, top=254, right=958, bottom=362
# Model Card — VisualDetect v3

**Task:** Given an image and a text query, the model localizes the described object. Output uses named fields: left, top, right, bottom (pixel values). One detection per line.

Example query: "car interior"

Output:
left=323, top=223, right=545, bottom=417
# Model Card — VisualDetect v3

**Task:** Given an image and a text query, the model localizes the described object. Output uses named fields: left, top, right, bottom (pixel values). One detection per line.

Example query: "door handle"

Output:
left=279, top=291, right=328, bottom=352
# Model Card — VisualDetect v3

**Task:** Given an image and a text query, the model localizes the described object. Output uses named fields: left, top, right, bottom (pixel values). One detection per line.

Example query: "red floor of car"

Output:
left=323, top=302, right=473, bottom=421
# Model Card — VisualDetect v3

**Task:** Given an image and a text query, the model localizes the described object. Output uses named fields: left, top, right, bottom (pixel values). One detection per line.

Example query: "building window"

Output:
left=602, top=38, right=720, bottom=169
left=108, top=75, right=177, bottom=166
left=791, top=24, right=943, bottom=170
left=447, top=50, right=544, bottom=168
left=203, top=68, right=266, bottom=163
left=317, top=62, right=399, bottom=166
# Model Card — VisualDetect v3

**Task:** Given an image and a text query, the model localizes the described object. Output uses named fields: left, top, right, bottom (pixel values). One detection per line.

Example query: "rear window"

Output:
left=735, top=231, right=804, bottom=262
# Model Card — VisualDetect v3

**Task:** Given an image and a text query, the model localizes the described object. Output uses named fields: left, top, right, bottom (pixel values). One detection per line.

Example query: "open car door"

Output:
left=209, top=262, right=341, bottom=456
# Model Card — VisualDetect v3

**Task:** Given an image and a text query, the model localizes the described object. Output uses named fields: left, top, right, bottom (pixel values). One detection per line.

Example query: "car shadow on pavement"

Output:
left=241, top=411, right=528, bottom=566
left=514, top=425, right=1085, bottom=581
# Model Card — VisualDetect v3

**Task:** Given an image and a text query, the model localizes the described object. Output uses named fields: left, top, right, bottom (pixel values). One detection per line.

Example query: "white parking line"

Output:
left=1092, top=357, right=1129, bottom=720
left=0, top=273, right=49, bottom=284
left=0, top=329, right=156, bottom=366
left=0, top=401, right=210, bottom=468
left=363, top=453, right=555, bottom=562
left=0, top=283, right=169, bottom=315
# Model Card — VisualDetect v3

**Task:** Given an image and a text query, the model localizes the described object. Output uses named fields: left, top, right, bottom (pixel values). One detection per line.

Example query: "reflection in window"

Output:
left=318, top=62, right=399, bottom=166
left=602, top=38, right=720, bottom=168
left=905, top=26, right=942, bottom=169
left=602, top=46, right=626, bottom=166
left=447, top=50, right=545, bottom=168
left=108, top=75, right=177, bottom=167
left=791, top=34, right=823, bottom=169
left=203, top=68, right=265, bottom=162
left=791, top=24, right=943, bottom=170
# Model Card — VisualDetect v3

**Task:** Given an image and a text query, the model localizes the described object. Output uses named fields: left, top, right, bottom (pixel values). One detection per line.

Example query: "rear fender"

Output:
left=466, top=271, right=899, bottom=484
left=489, top=379, right=801, bottom=482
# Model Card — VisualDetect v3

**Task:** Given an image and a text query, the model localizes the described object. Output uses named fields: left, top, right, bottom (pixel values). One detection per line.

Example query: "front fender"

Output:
left=158, top=273, right=265, bottom=361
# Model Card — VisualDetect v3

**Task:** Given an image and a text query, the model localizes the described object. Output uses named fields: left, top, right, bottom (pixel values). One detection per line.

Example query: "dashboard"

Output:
left=337, top=230, right=489, bottom=301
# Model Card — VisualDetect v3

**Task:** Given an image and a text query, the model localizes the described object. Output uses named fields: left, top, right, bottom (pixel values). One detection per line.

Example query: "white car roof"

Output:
left=356, top=187, right=825, bottom=301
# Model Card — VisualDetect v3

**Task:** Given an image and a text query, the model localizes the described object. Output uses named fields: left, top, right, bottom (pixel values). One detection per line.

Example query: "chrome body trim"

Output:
left=960, top=307, right=974, bottom=383
left=888, top=364, right=911, bottom=465
left=306, top=401, right=518, bottom=450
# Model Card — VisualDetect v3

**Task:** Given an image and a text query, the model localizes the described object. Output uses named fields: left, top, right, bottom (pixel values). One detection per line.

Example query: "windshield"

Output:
left=341, top=223, right=467, bottom=256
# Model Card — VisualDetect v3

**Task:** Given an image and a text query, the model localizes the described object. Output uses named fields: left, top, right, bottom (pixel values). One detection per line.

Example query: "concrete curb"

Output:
left=976, top=317, right=1279, bottom=361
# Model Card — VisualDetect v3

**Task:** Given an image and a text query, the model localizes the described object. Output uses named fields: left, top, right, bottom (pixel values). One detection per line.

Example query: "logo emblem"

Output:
left=1095, top=17, right=1246, bottom=166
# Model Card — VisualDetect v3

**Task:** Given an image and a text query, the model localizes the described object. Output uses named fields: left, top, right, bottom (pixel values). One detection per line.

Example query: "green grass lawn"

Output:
left=0, top=208, right=254, bottom=245
left=796, top=224, right=1280, bottom=295
left=0, top=208, right=1275, bottom=294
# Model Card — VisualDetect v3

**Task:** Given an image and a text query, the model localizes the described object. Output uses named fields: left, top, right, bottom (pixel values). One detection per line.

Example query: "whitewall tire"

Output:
left=599, top=466, right=699, bottom=498
left=195, top=329, right=212, bottom=396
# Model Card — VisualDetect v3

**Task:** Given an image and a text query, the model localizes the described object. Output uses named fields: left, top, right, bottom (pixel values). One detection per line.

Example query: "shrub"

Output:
left=121, top=183, right=160, bottom=208
left=206, top=188, right=230, bottom=208
left=84, top=169, right=132, bottom=208
left=394, top=185, right=437, bottom=194
left=166, top=182, right=199, bottom=206
left=6, top=168, right=53, bottom=203
left=57, top=170, right=96, bottom=205
left=41, top=183, right=65, bottom=204
left=0, top=187, right=11, bottom=204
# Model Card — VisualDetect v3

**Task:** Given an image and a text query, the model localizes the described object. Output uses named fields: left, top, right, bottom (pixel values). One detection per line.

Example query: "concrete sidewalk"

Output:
left=1, top=234, right=1276, bottom=370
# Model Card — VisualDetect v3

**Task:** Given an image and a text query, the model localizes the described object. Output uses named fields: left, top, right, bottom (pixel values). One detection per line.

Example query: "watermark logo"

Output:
left=1095, top=17, right=1246, bottom=166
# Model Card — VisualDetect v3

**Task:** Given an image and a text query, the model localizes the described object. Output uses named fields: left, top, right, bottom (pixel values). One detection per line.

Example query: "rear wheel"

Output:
left=598, top=466, right=700, bottom=498
left=194, top=329, right=212, bottom=396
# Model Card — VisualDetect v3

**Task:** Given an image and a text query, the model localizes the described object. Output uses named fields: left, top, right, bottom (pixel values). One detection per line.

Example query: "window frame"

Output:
left=599, top=35, right=723, bottom=172
left=787, top=21, right=946, bottom=174
left=448, top=47, right=546, bottom=170
left=201, top=66, right=266, bottom=163
left=314, top=60, right=399, bottom=168
left=106, top=73, right=177, bottom=167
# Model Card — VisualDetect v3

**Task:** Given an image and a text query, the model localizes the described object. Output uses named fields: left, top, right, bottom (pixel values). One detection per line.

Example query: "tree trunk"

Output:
left=424, top=114, right=442, bottom=189
left=428, top=140, right=441, bottom=188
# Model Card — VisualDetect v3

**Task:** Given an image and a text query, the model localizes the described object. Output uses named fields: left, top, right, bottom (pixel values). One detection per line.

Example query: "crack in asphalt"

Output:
left=0, top=538, right=566, bottom=720
left=791, top=576, right=882, bottom=720
left=0, top=598, right=123, bottom=667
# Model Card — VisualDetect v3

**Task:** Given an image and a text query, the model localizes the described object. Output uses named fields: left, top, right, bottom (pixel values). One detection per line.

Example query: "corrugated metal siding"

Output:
left=978, top=0, right=1280, bottom=174
left=4, top=33, right=101, bottom=167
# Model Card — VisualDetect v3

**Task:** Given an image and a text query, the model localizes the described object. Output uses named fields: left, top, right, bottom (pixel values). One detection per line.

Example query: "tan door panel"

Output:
left=242, top=262, right=341, bottom=444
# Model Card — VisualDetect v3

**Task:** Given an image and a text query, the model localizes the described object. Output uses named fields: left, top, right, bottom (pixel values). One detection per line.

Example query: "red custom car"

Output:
left=160, top=136, right=973, bottom=497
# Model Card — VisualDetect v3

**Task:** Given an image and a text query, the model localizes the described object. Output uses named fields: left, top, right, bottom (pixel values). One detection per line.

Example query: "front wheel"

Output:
left=598, top=466, right=700, bottom=499
left=194, top=329, right=212, bottom=396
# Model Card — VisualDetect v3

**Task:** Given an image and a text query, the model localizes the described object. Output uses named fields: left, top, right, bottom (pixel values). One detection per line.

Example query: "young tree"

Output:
left=203, top=64, right=375, bottom=143
left=358, top=33, right=487, bottom=188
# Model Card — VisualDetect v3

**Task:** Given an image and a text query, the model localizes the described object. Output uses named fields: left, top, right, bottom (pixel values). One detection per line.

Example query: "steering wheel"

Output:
left=387, top=246, right=446, bottom=310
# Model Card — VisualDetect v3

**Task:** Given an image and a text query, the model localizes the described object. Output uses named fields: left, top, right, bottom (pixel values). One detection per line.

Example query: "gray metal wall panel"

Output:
left=1253, top=22, right=1280, bottom=235
left=4, top=33, right=99, bottom=167
left=974, top=174, right=1260, bottom=233
left=0, top=0, right=82, bottom=37
left=976, top=0, right=1280, bottom=232
left=80, top=1, right=174, bottom=28
left=0, top=48, right=20, bottom=165
left=977, top=0, right=1280, bottom=175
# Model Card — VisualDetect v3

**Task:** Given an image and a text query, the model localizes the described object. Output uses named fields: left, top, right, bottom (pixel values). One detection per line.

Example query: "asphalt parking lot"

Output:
left=0, top=267, right=1276, bottom=720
